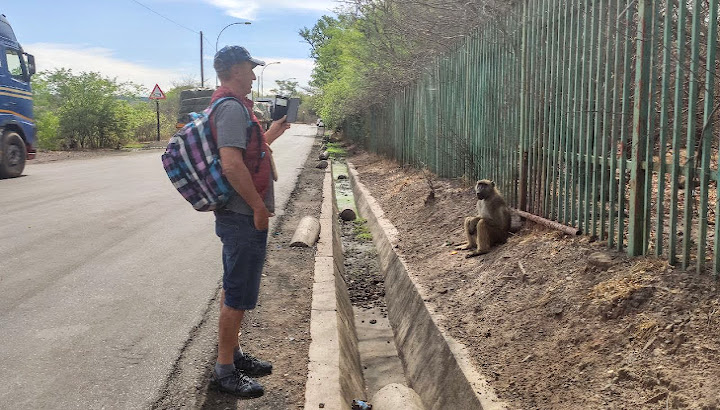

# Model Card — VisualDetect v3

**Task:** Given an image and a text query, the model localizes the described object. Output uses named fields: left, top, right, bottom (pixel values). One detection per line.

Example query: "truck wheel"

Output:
left=0, top=131, right=26, bottom=178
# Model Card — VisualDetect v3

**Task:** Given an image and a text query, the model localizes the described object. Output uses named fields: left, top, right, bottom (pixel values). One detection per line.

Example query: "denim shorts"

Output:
left=214, top=210, right=268, bottom=310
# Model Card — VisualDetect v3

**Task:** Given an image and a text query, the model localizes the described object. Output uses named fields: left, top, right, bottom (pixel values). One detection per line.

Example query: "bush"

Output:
left=35, top=110, right=61, bottom=150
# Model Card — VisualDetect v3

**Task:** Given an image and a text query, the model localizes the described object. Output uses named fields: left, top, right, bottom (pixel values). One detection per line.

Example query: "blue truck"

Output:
left=0, top=13, right=36, bottom=178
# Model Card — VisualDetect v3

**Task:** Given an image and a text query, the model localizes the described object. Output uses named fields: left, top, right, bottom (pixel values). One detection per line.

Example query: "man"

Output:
left=209, top=45, right=290, bottom=398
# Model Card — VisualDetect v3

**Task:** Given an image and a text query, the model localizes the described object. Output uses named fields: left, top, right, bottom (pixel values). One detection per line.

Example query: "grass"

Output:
left=326, top=142, right=347, bottom=158
left=352, top=218, right=373, bottom=242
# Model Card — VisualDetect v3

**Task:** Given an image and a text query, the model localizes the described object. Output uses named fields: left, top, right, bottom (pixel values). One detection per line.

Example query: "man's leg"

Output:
left=211, top=212, right=266, bottom=398
left=218, top=290, right=244, bottom=365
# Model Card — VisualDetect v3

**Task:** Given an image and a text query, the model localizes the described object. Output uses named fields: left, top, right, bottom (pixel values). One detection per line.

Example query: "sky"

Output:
left=1, top=0, right=339, bottom=95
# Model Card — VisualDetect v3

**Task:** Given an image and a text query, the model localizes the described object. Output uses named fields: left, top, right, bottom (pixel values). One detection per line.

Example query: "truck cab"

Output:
left=0, top=13, right=36, bottom=178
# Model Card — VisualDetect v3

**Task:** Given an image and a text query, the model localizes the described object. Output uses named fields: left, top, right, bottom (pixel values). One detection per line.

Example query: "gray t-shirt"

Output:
left=214, top=100, right=275, bottom=215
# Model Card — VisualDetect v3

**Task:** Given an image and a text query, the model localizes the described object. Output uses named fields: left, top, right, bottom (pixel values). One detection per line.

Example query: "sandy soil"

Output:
left=349, top=148, right=720, bottom=410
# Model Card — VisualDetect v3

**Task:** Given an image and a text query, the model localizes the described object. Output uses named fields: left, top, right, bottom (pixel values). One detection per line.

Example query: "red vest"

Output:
left=210, top=87, right=272, bottom=198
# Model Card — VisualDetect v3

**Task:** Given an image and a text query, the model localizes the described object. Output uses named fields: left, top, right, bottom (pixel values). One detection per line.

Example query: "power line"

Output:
left=129, top=0, right=199, bottom=34
left=204, top=37, right=215, bottom=52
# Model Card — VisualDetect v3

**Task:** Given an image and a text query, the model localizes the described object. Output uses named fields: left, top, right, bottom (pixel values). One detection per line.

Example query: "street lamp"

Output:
left=215, top=21, right=252, bottom=87
left=259, top=62, right=281, bottom=98
left=215, top=21, right=252, bottom=53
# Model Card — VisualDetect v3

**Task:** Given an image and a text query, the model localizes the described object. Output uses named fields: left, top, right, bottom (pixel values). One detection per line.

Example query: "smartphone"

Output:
left=271, top=95, right=288, bottom=121
left=285, top=98, right=300, bottom=123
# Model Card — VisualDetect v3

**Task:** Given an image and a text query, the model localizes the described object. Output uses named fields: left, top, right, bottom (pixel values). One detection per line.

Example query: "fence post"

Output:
left=518, top=0, right=529, bottom=211
left=627, top=0, right=652, bottom=256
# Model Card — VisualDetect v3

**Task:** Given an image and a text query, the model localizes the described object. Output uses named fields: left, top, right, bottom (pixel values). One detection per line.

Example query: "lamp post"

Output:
left=215, top=21, right=251, bottom=87
left=259, top=61, right=281, bottom=98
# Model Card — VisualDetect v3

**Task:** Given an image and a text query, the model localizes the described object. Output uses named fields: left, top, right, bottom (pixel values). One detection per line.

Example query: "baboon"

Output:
left=456, top=179, right=511, bottom=258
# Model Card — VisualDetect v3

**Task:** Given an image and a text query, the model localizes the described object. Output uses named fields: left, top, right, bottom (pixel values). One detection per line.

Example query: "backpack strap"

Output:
left=209, top=97, right=252, bottom=128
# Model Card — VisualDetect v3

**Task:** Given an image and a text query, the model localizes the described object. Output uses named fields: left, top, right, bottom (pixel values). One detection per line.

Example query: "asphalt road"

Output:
left=0, top=124, right=317, bottom=409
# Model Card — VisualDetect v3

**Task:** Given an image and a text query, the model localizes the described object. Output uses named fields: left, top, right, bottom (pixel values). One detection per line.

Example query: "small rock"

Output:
left=337, top=174, right=348, bottom=180
left=319, top=403, right=325, bottom=408
left=316, top=160, right=329, bottom=169
left=587, top=252, right=615, bottom=269
left=615, top=368, right=633, bottom=382
left=369, top=319, right=377, bottom=324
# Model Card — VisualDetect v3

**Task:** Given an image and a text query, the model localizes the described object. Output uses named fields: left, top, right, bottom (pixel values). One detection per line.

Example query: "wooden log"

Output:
left=513, top=209, right=581, bottom=236
left=290, top=216, right=321, bottom=247
left=319, top=151, right=329, bottom=160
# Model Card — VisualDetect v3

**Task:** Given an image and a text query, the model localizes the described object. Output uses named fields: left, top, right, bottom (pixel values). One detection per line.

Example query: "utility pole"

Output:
left=200, top=31, right=204, bottom=88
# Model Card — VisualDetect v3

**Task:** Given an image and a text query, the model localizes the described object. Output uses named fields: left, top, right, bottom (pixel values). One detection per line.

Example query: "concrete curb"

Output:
left=304, top=162, right=365, bottom=410
left=348, top=162, right=508, bottom=410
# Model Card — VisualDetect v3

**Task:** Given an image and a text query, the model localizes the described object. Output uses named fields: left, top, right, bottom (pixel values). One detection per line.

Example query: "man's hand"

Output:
left=265, top=115, right=291, bottom=144
left=253, top=206, right=274, bottom=231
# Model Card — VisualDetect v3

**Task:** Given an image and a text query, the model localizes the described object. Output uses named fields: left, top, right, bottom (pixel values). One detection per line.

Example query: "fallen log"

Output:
left=513, top=209, right=581, bottom=236
left=290, top=216, right=321, bottom=247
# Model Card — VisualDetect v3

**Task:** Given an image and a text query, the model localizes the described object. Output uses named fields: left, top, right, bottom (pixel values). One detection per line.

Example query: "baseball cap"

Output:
left=214, top=46, right=265, bottom=72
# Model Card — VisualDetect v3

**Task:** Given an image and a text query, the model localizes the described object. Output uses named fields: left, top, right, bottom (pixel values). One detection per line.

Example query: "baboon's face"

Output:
left=475, top=179, right=494, bottom=200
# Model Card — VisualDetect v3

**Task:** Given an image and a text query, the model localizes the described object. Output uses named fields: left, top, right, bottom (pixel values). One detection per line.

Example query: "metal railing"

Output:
left=345, top=0, right=720, bottom=276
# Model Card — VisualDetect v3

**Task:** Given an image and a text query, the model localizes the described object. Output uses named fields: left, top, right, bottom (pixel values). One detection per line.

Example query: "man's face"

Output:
left=232, top=61, right=257, bottom=96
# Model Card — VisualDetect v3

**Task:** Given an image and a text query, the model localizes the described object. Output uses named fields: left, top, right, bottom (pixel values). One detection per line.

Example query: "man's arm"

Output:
left=264, top=116, right=291, bottom=145
left=219, top=146, right=273, bottom=230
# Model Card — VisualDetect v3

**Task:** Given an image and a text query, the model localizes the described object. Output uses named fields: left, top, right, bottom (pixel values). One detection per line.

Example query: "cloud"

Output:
left=24, top=43, right=315, bottom=94
left=253, top=56, right=315, bottom=94
left=204, top=0, right=336, bottom=20
left=24, top=43, right=195, bottom=93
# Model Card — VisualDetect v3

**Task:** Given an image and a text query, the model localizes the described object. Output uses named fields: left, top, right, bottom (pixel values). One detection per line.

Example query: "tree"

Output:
left=300, top=1, right=516, bottom=128
left=32, top=69, right=190, bottom=149
left=32, top=69, right=155, bottom=149
left=269, top=78, right=301, bottom=97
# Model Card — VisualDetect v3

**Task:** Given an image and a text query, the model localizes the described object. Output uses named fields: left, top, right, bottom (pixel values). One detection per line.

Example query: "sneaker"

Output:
left=210, top=369, right=264, bottom=398
left=234, top=351, right=273, bottom=377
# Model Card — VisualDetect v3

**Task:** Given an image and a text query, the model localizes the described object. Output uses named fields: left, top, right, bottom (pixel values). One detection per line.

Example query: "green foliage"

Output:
left=269, top=78, right=300, bottom=96
left=32, top=70, right=201, bottom=149
left=35, top=110, right=61, bottom=150
left=326, top=142, right=347, bottom=158
left=301, top=1, right=492, bottom=129
left=300, top=14, right=381, bottom=128
left=163, top=80, right=199, bottom=127
left=297, top=93, right=317, bottom=123
left=32, top=69, right=149, bottom=149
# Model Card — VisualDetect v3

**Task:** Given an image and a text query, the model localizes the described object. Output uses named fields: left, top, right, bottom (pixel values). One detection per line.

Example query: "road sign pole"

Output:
left=148, top=84, right=166, bottom=141
left=156, top=100, right=161, bottom=141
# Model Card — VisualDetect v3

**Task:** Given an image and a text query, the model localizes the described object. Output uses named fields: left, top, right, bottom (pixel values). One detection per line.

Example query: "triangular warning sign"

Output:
left=149, top=84, right=166, bottom=100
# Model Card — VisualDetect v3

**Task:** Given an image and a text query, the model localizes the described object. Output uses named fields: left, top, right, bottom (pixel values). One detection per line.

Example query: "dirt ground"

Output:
left=348, top=148, right=720, bottom=410
left=30, top=141, right=720, bottom=409
left=30, top=141, right=169, bottom=165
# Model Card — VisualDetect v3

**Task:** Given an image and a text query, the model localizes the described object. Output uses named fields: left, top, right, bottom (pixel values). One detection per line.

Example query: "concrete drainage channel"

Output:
left=303, top=159, right=507, bottom=410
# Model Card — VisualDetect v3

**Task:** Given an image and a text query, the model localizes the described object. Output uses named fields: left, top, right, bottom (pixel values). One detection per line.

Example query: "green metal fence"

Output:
left=345, top=0, right=720, bottom=276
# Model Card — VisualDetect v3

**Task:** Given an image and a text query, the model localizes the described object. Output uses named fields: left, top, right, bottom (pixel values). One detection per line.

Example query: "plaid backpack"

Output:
left=162, top=97, right=249, bottom=211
